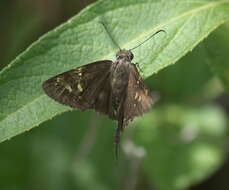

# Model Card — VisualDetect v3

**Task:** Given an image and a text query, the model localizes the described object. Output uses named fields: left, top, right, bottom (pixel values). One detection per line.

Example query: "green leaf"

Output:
left=148, top=43, right=213, bottom=102
left=204, top=23, right=229, bottom=91
left=133, top=104, right=228, bottom=190
left=1, top=0, right=229, bottom=142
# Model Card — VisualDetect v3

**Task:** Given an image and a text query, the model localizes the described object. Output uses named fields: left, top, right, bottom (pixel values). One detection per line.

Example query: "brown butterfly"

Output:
left=42, top=25, right=165, bottom=159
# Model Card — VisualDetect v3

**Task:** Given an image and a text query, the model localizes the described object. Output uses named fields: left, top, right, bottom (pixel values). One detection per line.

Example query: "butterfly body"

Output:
left=110, top=56, right=131, bottom=120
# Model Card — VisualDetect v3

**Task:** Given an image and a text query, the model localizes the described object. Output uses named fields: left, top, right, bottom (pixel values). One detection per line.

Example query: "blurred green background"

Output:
left=0, top=0, right=229, bottom=190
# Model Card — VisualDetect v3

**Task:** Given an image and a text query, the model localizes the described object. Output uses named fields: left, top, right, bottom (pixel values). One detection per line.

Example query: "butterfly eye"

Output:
left=129, top=52, right=134, bottom=60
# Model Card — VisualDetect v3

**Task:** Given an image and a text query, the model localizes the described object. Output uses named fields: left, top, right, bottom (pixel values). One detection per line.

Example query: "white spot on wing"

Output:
left=134, top=93, right=138, bottom=100
left=65, top=85, right=72, bottom=92
left=77, top=84, right=83, bottom=92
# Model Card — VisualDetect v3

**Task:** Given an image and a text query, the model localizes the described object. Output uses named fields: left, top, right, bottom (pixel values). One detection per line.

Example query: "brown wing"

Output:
left=123, top=63, right=155, bottom=123
left=92, top=73, right=113, bottom=117
left=42, top=60, right=113, bottom=113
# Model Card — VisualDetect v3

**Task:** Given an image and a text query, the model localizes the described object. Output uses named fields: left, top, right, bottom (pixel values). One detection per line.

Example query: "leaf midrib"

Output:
left=0, top=0, right=228, bottom=126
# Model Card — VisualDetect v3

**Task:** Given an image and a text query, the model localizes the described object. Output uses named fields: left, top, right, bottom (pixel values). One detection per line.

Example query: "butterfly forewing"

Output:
left=124, top=64, right=154, bottom=122
left=42, top=60, right=113, bottom=111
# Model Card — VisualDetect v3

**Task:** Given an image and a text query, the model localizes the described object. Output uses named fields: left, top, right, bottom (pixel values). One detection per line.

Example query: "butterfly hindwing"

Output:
left=92, top=73, right=113, bottom=117
left=42, top=60, right=113, bottom=111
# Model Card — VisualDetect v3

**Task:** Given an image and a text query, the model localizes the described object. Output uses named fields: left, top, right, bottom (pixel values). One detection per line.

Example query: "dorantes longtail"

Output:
left=42, top=26, right=165, bottom=159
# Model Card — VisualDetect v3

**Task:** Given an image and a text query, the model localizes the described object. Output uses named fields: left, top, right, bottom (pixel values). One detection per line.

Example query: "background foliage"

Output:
left=0, top=0, right=229, bottom=190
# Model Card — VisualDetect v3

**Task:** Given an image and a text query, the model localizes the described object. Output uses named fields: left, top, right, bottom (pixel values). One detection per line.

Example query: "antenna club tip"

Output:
left=129, top=29, right=166, bottom=51
left=157, top=29, right=166, bottom=34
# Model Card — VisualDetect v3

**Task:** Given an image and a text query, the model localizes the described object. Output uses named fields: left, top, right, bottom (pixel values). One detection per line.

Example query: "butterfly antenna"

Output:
left=130, top=29, right=166, bottom=51
left=99, top=21, right=121, bottom=50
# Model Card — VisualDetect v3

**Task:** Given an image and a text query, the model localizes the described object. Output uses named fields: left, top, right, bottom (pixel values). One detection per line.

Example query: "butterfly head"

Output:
left=116, top=49, right=134, bottom=61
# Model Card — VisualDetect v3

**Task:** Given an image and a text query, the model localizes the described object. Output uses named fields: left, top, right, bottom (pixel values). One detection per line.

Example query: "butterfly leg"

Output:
left=135, top=62, right=143, bottom=74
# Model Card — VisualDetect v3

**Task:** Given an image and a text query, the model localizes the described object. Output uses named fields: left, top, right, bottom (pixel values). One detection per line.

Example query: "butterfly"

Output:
left=42, top=27, right=165, bottom=159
